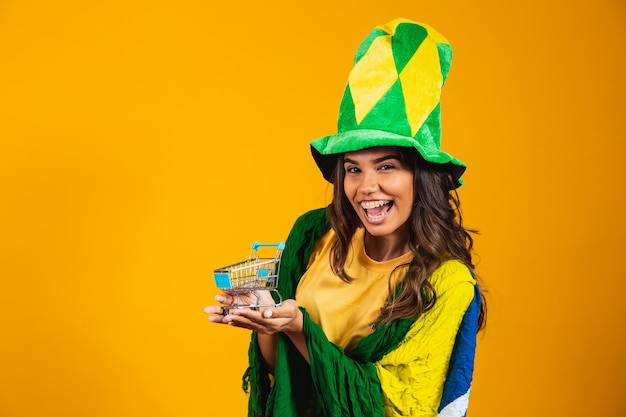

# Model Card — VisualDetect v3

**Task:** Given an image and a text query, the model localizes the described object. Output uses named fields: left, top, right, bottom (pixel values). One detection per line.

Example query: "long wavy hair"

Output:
left=327, top=147, right=486, bottom=330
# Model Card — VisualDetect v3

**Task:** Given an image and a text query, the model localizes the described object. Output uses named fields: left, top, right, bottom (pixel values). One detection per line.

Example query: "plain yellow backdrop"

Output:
left=1, top=1, right=625, bottom=416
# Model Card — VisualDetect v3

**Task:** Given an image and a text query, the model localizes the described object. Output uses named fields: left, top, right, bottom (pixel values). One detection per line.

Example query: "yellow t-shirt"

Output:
left=295, top=227, right=413, bottom=352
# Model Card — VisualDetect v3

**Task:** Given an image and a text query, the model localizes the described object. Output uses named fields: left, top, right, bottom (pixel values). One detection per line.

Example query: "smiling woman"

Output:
left=205, top=18, right=486, bottom=417
left=342, top=148, right=415, bottom=251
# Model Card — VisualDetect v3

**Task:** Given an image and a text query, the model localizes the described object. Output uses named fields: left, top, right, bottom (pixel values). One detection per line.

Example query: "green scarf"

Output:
left=244, top=208, right=415, bottom=417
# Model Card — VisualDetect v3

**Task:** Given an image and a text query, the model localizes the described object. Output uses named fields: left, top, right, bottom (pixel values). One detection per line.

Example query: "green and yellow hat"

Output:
left=311, top=18, right=466, bottom=188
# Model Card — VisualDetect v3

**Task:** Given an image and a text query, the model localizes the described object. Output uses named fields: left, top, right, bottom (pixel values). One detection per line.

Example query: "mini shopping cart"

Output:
left=213, top=241, right=285, bottom=314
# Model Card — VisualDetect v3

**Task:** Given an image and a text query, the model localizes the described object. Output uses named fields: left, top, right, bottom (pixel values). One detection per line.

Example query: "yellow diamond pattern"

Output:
left=399, top=38, right=443, bottom=136
left=348, top=35, right=398, bottom=124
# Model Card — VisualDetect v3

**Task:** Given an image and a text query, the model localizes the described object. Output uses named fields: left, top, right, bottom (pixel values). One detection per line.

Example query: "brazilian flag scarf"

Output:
left=243, top=207, right=416, bottom=417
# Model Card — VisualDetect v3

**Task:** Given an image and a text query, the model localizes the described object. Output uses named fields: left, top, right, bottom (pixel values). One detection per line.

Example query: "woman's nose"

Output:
left=358, top=170, right=379, bottom=194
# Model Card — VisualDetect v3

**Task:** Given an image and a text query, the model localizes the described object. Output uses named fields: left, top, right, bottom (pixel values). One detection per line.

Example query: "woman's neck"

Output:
left=363, top=230, right=411, bottom=261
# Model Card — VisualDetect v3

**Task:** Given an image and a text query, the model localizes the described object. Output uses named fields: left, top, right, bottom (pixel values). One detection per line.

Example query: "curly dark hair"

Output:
left=327, top=147, right=486, bottom=330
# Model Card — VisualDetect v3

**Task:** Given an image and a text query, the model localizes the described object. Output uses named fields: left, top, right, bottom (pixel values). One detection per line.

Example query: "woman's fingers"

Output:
left=224, top=301, right=297, bottom=332
left=205, top=298, right=299, bottom=333
left=259, top=300, right=298, bottom=318
left=204, top=305, right=221, bottom=315
left=214, top=292, right=237, bottom=305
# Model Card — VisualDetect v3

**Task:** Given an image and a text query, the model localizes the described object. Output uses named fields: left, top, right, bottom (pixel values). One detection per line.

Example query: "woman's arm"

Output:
left=216, top=299, right=387, bottom=415
left=375, top=271, right=477, bottom=417
left=243, top=303, right=309, bottom=372
left=256, top=333, right=278, bottom=373
left=208, top=297, right=310, bottom=372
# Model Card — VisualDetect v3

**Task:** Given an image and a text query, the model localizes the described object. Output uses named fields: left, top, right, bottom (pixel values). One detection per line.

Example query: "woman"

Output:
left=206, top=18, right=486, bottom=417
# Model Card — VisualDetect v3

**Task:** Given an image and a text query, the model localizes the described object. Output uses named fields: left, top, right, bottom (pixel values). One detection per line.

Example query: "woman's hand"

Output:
left=204, top=294, right=309, bottom=365
left=205, top=293, right=302, bottom=335
left=205, top=290, right=276, bottom=316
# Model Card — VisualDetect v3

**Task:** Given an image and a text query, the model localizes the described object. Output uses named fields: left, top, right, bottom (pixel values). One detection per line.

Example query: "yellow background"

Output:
left=1, top=1, right=624, bottom=416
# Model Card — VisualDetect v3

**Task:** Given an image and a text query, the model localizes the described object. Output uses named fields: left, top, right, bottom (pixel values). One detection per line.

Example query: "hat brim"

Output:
left=310, top=129, right=466, bottom=188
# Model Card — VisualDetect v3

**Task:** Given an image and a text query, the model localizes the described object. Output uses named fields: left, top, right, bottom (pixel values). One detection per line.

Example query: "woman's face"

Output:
left=343, top=147, right=414, bottom=240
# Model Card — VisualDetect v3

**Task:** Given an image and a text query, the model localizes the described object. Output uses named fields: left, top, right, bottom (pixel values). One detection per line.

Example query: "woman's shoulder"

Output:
left=383, top=261, right=476, bottom=359
left=292, top=207, right=329, bottom=225
left=282, top=207, right=331, bottom=260
left=430, top=259, right=476, bottom=291
left=376, top=260, right=477, bottom=368
left=286, top=207, right=330, bottom=239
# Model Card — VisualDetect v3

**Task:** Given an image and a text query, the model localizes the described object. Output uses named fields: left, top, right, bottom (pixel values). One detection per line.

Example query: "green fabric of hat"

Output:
left=310, top=18, right=466, bottom=188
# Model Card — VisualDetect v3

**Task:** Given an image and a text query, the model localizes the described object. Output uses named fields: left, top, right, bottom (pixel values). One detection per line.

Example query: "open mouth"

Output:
left=361, top=200, right=393, bottom=221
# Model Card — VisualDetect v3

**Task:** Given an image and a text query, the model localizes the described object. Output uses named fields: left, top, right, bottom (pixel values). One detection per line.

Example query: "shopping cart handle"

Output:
left=251, top=241, right=285, bottom=251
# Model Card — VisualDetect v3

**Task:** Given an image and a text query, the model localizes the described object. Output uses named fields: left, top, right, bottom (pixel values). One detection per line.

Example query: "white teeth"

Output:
left=366, top=211, right=387, bottom=220
left=360, top=200, right=390, bottom=209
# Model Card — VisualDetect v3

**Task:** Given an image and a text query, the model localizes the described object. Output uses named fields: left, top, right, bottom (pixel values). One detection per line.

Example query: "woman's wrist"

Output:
left=283, top=308, right=309, bottom=363
left=257, top=332, right=278, bottom=373
left=283, top=308, right=304, bottom=338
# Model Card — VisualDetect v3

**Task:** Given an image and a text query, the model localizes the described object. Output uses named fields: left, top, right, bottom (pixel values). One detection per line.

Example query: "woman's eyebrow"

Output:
left=344, top=154, right=400, bottom=165
left=373, top=154, right=401, bottom=163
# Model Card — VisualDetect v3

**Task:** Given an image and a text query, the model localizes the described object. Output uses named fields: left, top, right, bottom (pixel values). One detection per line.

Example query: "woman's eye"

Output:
left=379, top=164, right=395, bottom=171
left=345, top=166, right=360, bottom=174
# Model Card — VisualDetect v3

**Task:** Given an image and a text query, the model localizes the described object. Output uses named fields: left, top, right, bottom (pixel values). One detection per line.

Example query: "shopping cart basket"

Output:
left=214, top=241, right=285, bottom=314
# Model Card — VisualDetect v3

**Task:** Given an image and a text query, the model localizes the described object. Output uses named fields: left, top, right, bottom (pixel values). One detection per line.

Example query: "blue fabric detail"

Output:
left=437, top=284, right=481, bottom=415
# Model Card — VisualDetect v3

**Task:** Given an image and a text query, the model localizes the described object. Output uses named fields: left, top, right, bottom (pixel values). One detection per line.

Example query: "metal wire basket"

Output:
left=213, top=241, right=284, bottom=314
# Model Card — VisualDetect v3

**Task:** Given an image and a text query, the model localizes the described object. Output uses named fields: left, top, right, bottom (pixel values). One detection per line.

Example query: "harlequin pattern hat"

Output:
left=310, top=18, right=466, bottom=188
